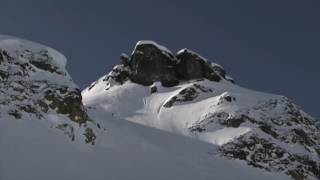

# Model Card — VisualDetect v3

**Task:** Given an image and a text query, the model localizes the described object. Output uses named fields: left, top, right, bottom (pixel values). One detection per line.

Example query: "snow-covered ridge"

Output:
left=0, top=35, right=67, bottom=70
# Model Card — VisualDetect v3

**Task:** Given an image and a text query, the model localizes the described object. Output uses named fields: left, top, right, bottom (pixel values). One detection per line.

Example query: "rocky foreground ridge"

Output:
left=0, top=35, right=96, bottom=144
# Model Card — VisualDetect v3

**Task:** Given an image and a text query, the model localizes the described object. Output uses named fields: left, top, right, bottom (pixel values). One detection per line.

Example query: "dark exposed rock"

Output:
left=1, top=49, right=13, bottom=61
left=120, top=53, right=130, bottom=66
left=150, top=85, right=157, bottom=94
left=211, top=63, right=227, bottom=78
left=129, top=42, right=179, bottom=87
left=189, top=112, right=230, bottom=132
left=87, top=81, right=98, bottom=91
left=0, top=47, right=90, bottom=125
left=292, top=129, right=315, bottom=146
left=187, top=94, right=320, bottom=180
left=259, top=124, right=279, bottom=138
left=163, top=87, right=199, bottom=108
left=179, top=87, right=198, bottom=101
left=220, top=135, right=320, bottom=180
left=189, top=125, right=206, bottom=132
left=224, top=96, right=236, bottom=102
left=193, top=83, right=213, bottom=93
left=0, top=38, right=95, bottom=145
left=44, top=88, right=89, bottom=124
left=176, top=49, right=221, bottom=82
left=30, top=60, right=60, bottom=74
left=8, top=110, right=22, bottom=119
left=105, top=41, right=232, bottom=87
left=102, top=64, right=130, bottom=85
left=0, top=51, right=3, bottom=63
left=222, top=117, right=246, bottom=128
left=84, top=127, right=96, bottom=145
left=112, top=68, right=130, bottom=85
left=26, top=50, right=64, bottom=75
left=0, top=70, right=8, bottom=80
left=218, top=94, right=236, bottom=105
left=36, top=100, right=49, bottom=113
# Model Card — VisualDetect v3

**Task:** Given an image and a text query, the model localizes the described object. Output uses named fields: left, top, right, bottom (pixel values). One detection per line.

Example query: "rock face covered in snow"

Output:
left=102, top=41, right=232, bottom=87
left=84, top=40, right=320, bottom=180
left=1, top=36, right=319, bottom=180
left=0, top=35, right=95, bottom=144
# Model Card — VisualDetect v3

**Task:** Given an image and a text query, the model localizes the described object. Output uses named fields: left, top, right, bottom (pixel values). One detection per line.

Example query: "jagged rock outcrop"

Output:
left=175, top=48, right=222, bottom=81
left=0, top=36, right=94, bottom=143
left=93, top=41, right=233, bottom=89
left=0, top=48, right=88, bottom=123
left=129, top=41, right=179, bottom=86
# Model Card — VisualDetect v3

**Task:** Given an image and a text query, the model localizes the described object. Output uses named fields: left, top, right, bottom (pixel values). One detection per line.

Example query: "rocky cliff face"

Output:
left=84, top=40, right=319, bottom=180
left=0, top=36, right=95, bottom=144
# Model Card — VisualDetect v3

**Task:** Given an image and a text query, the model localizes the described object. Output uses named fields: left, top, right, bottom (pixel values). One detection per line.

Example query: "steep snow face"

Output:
left=83, top=40, right=320, bottom=179
left=83, top=79, right=276, bottom=145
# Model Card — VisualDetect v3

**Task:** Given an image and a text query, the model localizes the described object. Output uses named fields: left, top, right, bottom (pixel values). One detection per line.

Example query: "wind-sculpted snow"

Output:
left=83, top=40, right=320, bottom=179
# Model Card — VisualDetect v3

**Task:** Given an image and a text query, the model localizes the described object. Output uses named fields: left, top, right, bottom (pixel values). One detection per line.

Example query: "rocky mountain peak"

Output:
left=102, top=40, right=233, bottom=88
left=83, top=40, right=320, bottom=179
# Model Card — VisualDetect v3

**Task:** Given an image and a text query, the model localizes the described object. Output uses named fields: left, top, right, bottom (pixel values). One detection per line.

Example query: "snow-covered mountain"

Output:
left=83, top=40, right=320, bottom=179
left=0, top=35, right=317, bottom=180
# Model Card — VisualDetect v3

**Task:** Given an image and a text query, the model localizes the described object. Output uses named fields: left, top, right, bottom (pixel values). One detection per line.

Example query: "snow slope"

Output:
left=82, top=77, right=283, bottom=145
left=0, top=111, right=288, bottom=180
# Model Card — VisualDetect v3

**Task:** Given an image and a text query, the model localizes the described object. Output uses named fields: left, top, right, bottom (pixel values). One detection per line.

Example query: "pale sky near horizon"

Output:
left=0, top=0, right=319, bottom=117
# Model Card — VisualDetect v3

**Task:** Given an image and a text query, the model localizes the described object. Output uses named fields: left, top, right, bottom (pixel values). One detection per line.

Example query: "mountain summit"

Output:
left=83, top=40, right=320, bottom=180
left=129, top=41, right=233, bottom=86
left=1, top=36, right=318, bottom=180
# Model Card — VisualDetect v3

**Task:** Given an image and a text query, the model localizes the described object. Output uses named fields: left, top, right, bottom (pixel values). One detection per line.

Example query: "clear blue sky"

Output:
left=1, top=0, right=319, bottom=117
